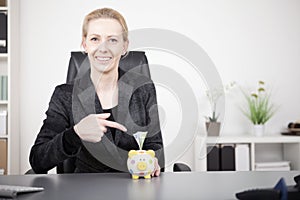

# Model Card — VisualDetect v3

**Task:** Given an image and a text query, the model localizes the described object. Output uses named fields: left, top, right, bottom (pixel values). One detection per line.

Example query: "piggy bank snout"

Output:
left=137, top=162, right=147, bottom=171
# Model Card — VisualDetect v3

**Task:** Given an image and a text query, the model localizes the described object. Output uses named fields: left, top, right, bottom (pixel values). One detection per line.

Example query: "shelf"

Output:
left=204, top=135, right=300, bottom=144
left=0, top=54, right=8, bottom=58
left=195, top=135, right=300, bottom=171
left=0, top=7, right=7, bottom=11
left=0, top=0, right=20, bottom=175
left=0, top=100, right=8, bottom=104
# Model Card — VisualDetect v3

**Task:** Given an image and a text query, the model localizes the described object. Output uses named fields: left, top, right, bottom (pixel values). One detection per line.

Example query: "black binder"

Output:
left=0, top=12, right=7, bottom=53
left=220, top=145, right=236, bottom=171
left=207, top=145, right=220, bottom=171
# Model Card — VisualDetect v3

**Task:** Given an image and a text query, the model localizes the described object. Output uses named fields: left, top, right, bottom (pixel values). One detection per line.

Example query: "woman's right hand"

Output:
left=73, top=113, right=127, bottom=143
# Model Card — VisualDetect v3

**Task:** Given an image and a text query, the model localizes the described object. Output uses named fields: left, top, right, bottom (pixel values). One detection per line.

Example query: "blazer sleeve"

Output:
left=29, top=85, right=82, bottom=174
left=141, top=82, right=165, bottom=169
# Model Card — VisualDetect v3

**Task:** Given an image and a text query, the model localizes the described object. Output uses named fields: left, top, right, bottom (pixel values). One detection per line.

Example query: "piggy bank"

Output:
left=127, top=150, right=155, bottom=179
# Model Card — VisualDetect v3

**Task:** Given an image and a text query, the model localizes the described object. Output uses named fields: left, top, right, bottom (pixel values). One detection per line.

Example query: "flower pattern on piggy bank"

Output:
left=127, top=150, right=155, bottom=179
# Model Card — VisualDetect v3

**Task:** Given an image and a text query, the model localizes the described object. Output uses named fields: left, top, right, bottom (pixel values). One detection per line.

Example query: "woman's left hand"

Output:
left=151, top=157, right=161, bottom=177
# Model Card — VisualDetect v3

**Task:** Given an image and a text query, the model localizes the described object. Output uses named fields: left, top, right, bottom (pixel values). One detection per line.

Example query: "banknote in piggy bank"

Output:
left=127, top=150, right=155, bottom=179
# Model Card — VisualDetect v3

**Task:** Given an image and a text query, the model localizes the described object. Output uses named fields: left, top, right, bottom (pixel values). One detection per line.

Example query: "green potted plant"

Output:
left=205, top=82, right=235, bottom=136
left=241, top=81, right=277, bottom=136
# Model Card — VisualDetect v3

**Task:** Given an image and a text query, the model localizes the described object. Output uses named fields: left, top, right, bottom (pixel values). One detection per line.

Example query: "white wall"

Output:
left=19, top=0, right=300, bottom=173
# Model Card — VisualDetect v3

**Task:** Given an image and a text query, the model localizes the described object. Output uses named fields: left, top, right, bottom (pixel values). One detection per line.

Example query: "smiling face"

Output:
left=82, top=18, right=128, bottom=73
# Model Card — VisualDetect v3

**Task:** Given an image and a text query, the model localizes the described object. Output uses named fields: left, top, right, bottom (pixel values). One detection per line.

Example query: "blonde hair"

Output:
left=82, top=8, right=128, bottom=42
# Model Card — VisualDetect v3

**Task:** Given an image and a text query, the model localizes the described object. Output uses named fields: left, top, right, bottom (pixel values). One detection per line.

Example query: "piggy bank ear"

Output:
left=128, top=150, right=138, bottom=158
left=146, top=150, right=155, bottom=157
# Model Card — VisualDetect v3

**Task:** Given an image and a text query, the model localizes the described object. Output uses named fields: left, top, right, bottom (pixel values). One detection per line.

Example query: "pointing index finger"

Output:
left=103, top=120, right=127, bottom=132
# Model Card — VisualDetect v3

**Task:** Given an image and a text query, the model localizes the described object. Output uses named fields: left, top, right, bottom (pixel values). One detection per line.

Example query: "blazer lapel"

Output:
left=72, top=70, right=95, bottom=124
left=114, top=79, right=133, bottom=146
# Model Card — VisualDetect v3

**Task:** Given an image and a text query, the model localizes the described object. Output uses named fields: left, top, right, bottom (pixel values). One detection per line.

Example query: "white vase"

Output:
left=253, top=124, right=265, bottom=136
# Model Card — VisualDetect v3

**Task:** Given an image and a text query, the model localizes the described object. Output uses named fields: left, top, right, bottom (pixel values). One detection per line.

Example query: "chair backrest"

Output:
left=66, top=51, right=151, bottom=84
left=57, top=51, right=151, bottom=173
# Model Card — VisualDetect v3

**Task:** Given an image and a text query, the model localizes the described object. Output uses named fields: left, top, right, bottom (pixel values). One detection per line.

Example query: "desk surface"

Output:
left=0, top=171, right=299, bottom=200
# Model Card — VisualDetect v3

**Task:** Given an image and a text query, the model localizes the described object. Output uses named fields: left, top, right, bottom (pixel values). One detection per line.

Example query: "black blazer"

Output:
left=29, top=68, right=165, bottom=173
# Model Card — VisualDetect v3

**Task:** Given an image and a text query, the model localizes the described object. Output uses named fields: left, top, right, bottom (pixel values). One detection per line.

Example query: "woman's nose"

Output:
left=96, top=41, right=108, bottom=52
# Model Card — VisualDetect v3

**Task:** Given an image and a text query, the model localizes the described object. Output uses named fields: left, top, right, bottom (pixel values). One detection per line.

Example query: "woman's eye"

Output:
left=90, top=37, right=99, bottom=43
left=108, top=38, right=118, bottom=43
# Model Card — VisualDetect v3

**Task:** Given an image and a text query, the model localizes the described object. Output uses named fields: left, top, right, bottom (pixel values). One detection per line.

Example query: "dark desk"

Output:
left=0, top=171, right=299, bottom=200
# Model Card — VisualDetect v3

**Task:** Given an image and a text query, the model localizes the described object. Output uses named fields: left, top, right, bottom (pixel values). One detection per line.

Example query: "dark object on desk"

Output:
left=236, top=189, right=281, bottom=200
left=0, top=185, right=44, bottom=198
left=294, top=175, right=300, bottom=190
left=236, top=175, right=300, bottom=200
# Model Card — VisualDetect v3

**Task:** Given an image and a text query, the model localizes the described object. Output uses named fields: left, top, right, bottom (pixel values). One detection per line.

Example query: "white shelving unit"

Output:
left=0, top=7, right=7, bottom=11
left=0, top=0, right=20, bottom=175
left=195, top=135, right=300, bottom=171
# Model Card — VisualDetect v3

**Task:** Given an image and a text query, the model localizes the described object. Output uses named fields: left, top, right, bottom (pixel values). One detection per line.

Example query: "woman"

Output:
left=30, top=8, right=164, bottom=175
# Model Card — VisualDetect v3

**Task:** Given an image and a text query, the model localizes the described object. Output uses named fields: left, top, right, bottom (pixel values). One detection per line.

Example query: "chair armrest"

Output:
left=24, top=169, right=36, bottom=174
left=173, top=163, right=191, bottom=172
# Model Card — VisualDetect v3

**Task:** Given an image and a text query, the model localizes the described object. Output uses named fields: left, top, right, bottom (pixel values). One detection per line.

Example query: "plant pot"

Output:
left=206, top=122, right=221, bottom=136
left=253, top=124, right=265, bottom=136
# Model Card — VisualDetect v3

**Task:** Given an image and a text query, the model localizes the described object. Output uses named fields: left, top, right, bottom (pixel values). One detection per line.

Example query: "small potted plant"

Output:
left=241, top=81, right=276, bottom=136
left=205, top=82, right=235, bottom=136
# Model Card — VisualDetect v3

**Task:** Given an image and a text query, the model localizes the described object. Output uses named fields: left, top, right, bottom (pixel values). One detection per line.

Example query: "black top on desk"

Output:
left=0, top=171, right=299, bottom=200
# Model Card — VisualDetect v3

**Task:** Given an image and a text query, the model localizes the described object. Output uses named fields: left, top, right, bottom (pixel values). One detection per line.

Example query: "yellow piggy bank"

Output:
left=127, top=150, right=155, bottom=179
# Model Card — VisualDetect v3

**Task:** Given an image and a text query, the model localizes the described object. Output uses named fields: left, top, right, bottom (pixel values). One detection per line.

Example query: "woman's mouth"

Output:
left=95, top=56, right=112, bottom=64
